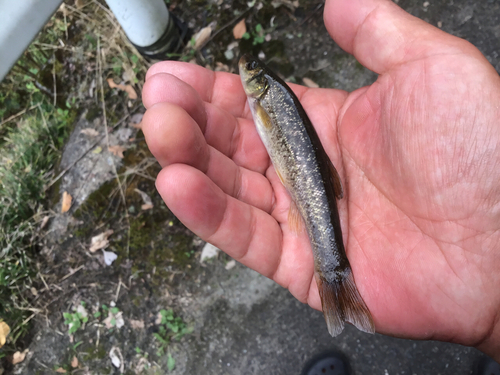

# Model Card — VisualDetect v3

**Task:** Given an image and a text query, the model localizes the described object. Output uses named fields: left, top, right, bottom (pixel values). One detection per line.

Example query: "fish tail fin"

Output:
left=317, top=276, right=345, bottom=336
left=317, top=269, right=375, bottom=337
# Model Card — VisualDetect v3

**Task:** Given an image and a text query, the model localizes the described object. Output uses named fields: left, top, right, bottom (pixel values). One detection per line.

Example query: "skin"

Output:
left=141, top=0, right=500, bottom=361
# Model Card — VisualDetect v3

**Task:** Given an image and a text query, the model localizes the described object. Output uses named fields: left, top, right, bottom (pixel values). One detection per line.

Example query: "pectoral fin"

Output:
left=255, top=101, right=273, bottom=129
left=328, top=160, right=343, bottom=200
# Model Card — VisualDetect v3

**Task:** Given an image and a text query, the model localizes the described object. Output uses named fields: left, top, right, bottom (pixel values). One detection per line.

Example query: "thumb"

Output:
left=323, top=0, right=483, bottom=74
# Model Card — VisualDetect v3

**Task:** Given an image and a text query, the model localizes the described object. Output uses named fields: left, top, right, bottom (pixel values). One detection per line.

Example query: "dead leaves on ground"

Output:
left=129, top=319, right=145, bottom=329
left=107, top=78, right=137, bottom=100
left=135, top=188, right=153, bottom=210
left=0, top=321, right=10, bottom=348
left=302, top=77, right=319, bottom=88
left=12, top=349, right=29, bottom=365
left=233, top=19, right=247, bottom=39
left=108, top=145, right=126, bottom=158
left=193, top=26, right=212, bottom=50
left=90, top=229, right=114, bottom=253
left=61, top=191, right=72, bottom=213
left=80, top=128, right=99, bottom=137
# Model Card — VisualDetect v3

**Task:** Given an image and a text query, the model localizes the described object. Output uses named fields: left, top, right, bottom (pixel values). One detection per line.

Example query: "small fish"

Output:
left=239, top=55, right=375, bottom=336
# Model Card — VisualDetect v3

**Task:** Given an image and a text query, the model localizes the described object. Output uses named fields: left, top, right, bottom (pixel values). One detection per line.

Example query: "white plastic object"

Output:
left=104, top=0, right=170, bottom=47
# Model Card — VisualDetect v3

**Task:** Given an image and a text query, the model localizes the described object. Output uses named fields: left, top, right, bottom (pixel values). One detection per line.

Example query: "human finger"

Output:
left=156, top=164, right=283, bottom=278
left=142, top=73, right=270, bottom=173
left=143, top=103, right=274, bottom=213
left=146, top=61, right=248, bottom=118
left=324, top=0, right=485, bottom=74
left=145, top=61, right=320, bottom=120
left=143, top=72, right=207, bottom=128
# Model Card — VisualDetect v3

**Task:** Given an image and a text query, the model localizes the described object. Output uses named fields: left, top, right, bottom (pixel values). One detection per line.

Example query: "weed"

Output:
left=167, top=352, right=175, bottom=372
left=242, top=24, right=266, bottom=45
left=154, top=309, right=192, bottom=357
left=63, top=305, right=89, bottom=335
left=0, top=0, right=148, bottom=356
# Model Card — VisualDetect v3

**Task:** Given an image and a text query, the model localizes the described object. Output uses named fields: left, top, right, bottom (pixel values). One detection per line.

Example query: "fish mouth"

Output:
left=238, top=54, right=253, bottom=84
left=238, top=54, right=254, bottom=71
left=239, top=54, right=266, bottom=98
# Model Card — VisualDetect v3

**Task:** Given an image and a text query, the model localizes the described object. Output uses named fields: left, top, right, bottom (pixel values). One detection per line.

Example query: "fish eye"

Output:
left=246, top=60, right=258, bottom=70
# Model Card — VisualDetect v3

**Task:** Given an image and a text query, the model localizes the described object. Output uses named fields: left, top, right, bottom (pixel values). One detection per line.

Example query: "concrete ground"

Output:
left=173, top=266, right=482, bottom=375
left=172, top=1, right=500, bottom=374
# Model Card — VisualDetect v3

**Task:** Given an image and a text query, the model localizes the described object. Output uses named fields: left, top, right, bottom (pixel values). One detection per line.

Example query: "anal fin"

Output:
left=287, top=200, right=304, bottom=234
left=316, top=269, right=375, bottom=337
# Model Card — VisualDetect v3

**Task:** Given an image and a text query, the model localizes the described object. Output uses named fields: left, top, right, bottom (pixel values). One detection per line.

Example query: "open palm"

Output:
left=142, top=0, right=500, bottom=358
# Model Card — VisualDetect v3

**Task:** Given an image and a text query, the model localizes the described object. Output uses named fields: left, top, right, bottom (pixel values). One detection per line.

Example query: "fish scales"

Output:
left=258, top=76, right=346, bottom=278
left=239, top=55, right=375, bottom=336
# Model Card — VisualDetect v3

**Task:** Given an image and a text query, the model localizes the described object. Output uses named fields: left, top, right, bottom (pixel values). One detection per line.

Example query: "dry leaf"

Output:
left=40, top=215, right=50, bottom=229
left=155, top=311, right=163, bottom=325
left=58, top=3, right=68, bottom=17
left=141, top=204, right=153, bottom=211
left=92, top=146, right=102, bottom=154
left=271, top=0, right=299, bottom=10
left=75, top=0, right=85, bottom=9
left=89, top=229, right=114, bottom=253
left=12, top=349, right=29, bottom=365
left=131, top=121, right=142, bottom=130
left=233, top=18, right=247, bottom=39
left=61, top=191, right=72, bottom=213
left=135, top=189, right=153, bottom=210
left=81, top=128, right=99, bottom=137
left=107, top=78, right=138, bottom=100
left=109, top=347, right=123, bottom=370
left=55, top=368, right=67, bottom=373
left=0, top=321, right=10, bottom=348
left=129, top=319, right=145, bottom=329
left=104, top=311, right=124, bottom=329
left=215, top=62, right=230, bottom=72
left=71, top=356, right=78, bottom=368
left=194, top=26, right=212, bottom=49
left=123, top=85, right=138, bottom=100
left=108, top=145, right=126, bottom=158
left=302, top=77, right=319, bottom=88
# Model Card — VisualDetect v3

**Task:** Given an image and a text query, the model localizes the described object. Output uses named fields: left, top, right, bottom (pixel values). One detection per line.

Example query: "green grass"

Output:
left=0, top=86, right=74, bottom=348
left=0, top=11, right=75, bottom=355
left=0, top=0, right=149, bottom=355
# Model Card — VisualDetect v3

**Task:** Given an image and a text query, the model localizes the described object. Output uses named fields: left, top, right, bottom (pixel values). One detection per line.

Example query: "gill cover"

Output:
left=239, top=54, right=269, bottom=99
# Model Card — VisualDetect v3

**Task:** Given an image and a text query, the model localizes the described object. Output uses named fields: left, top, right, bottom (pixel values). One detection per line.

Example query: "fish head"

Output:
left=239, top=54, right=269, bottom=99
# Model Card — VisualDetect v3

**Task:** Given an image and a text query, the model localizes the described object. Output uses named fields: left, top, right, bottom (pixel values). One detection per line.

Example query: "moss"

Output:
left=82, top=343, right=107, bottom=360
left=73, top=139, right=199, bottom=289
left=85, top=104, right=101, bottom=121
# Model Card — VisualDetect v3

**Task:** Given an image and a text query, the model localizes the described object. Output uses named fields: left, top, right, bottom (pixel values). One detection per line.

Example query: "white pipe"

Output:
left=0, top=0, right=63, bottom=82
left=104, top=0, right=170, bottom=47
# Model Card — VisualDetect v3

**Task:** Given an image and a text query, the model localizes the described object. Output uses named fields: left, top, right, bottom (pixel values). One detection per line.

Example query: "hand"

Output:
left=142, top=0, right=500, bottom=359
